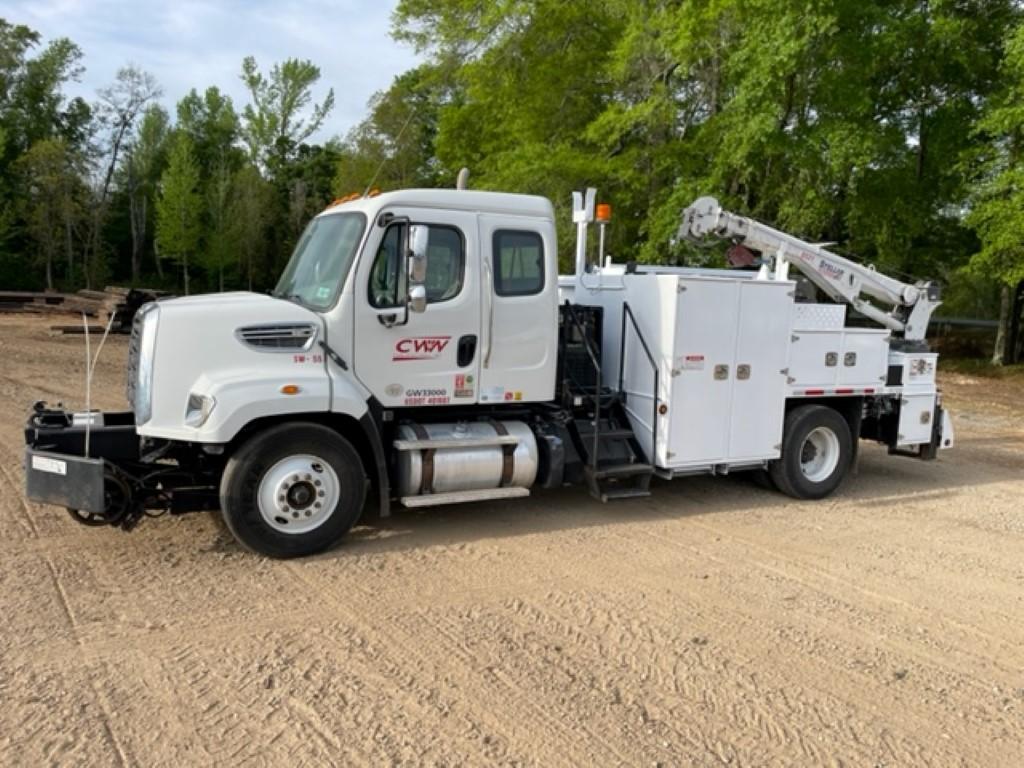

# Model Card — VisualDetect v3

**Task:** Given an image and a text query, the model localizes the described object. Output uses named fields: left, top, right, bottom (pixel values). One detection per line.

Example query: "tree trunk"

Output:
left=150, top=200, right=164, bottom=280
left=64, top=216, right=74, bottom=283
left=184, top=253, right=190, bottom=296
left=129, top=191, right=141, bottom=284
left=992, top=283, right=1011, bottom=366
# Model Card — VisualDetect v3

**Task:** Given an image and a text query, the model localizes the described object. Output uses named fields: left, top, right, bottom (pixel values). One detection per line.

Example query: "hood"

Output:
left=136, top=291, right=333, bottom=442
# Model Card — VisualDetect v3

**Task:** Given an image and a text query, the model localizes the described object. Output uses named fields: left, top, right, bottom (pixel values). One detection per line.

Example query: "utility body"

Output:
left=24, top=185, right=953, bottom=557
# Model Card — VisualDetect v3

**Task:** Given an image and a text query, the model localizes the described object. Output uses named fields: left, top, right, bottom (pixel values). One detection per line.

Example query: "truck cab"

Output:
left=132, top=189, right=560, bottom=445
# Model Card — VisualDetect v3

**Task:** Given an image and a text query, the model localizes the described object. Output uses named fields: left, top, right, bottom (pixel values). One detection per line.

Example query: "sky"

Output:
left=4, top=0, right=421, bottom=142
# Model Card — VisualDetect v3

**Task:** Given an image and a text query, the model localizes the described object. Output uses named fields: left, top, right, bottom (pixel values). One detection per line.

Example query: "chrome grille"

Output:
left=125, top=310, right=142, bottom=408
left=236, top=323, right=317, bottom=351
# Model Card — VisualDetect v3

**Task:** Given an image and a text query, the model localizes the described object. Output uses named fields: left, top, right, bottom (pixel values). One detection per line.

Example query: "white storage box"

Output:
left=599, top=273, right=795, bottom=470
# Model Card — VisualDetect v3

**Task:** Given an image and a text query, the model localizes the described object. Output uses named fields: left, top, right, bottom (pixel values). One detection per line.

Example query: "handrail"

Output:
left=618, top=302, right=659, bottom=464
left=562, top=300, right=603, bottom=469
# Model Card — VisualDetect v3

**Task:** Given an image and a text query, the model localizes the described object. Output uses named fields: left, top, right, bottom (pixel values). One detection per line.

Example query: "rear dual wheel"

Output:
left=769, top=405, right=852, bottom=500
left=219, top=423, right=367, bottom=558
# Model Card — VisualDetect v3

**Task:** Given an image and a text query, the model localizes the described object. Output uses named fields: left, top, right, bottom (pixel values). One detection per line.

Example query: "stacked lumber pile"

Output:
left=0, top=287, right=170, bottom=334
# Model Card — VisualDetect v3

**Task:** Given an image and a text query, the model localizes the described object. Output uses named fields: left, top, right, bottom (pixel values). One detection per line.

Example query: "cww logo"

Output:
left=393, top=336, right=452, bottom=361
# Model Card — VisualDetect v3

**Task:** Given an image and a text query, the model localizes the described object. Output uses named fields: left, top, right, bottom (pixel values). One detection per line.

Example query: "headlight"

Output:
left=184, top=393, right=216, bottom=428
left=134, top=305, right=159, bottom=424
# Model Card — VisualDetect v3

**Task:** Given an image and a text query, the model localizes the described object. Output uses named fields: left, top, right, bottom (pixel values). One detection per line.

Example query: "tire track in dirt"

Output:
left=590, top=530, right=1020, bottom=764
left=283, top=560, right=637, bottom=766
left=40, top=555, right=133, bottom=767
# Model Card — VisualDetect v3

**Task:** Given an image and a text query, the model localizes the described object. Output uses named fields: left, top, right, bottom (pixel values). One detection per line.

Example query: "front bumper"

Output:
left=24, top=406, right=139, bottom=513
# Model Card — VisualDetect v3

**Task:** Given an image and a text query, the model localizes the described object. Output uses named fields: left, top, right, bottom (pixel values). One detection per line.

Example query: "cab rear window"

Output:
left=493, top=230, right=544, bottom=296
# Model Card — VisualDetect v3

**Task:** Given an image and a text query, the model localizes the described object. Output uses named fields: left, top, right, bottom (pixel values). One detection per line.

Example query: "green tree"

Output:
left=122, top=104, right=170, bottom=282
left=202, top=156, right=234, bottom=291
left=240, top=56, right=335, bottom=174
left=334, top=66, right=444, bottom=194
left=0, top=18, right=91, bottom=288
left=84, top=65, right=161, bottom=288
left=228, top=163, right=272, bottom=290
left=967, top=22, right=1024, bottom=364
left=15, top=137, right=83, bottom=290
left=156, top=135, right=202, bottom=294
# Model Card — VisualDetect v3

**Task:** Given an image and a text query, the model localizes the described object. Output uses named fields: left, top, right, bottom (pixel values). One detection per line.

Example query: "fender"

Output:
left=359, top=404, right=391, bottom=518
left=140, top=369, right=332, bottom=444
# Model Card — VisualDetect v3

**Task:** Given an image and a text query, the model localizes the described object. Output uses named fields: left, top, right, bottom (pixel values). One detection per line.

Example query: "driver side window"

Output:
left=368, top=223, right=465, bottom=308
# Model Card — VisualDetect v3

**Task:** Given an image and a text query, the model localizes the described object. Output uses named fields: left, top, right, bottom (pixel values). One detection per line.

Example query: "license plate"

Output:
left=31, top=455, right=67, bottom=475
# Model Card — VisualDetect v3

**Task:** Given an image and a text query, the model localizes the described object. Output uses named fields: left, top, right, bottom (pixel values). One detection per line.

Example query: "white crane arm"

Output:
left=677, top=197, right=940, bottom=341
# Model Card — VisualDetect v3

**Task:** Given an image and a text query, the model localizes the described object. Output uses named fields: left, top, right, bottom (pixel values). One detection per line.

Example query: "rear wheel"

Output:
left=769, top=405, right=852, bottom=500
left=220, top=423, right=367, bottom=558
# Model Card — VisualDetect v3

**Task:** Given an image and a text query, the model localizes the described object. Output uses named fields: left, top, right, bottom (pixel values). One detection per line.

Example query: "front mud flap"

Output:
left=25, top=449, right=105, bottom=513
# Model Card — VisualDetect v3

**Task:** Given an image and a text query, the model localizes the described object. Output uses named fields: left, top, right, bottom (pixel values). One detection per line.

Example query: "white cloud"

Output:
left=4, top=0, right=420, bottom=141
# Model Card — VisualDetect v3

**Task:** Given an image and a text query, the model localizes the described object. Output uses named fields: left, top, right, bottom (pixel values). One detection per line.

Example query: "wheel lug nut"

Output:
left=318, top=490, right=325, bottom=497
left=292, top=511, right=299, bottom=518
left=305, top=510, right=312, bottom=517
left=314, top=502, right=321, bottom=508
left=314, top=480, right=322, bottom=487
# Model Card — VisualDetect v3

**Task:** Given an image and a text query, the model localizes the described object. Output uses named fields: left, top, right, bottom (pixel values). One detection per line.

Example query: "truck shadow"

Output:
left=301, top=438, right=1021, bottom=561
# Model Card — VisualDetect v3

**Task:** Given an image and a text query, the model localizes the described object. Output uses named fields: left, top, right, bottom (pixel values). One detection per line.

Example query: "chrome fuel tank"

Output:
left=396, top=420, right=538, bottom=497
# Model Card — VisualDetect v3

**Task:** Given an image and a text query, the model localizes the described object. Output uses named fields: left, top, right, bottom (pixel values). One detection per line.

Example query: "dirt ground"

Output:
left=0, top=314, right=1021, bottom=767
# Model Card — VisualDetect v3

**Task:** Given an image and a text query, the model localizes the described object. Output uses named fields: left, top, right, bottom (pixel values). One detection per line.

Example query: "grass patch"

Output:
left=940, top=358, right=1024, bottom=379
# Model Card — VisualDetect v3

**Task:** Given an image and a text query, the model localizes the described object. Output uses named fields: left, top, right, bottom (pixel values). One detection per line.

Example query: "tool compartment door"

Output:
left=667, top=277, right=741, bottom=466
left=728, top=281, right=794, bottom=460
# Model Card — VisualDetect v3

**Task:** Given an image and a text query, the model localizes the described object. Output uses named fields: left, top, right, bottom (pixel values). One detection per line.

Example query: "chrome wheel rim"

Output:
left=257, top=454, right=339, bottom=534
left=800, top=427, right=840, bottom=483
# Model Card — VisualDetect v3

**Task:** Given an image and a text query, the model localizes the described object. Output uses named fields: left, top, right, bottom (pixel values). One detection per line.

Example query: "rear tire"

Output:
left=220, top=423, right=367, bottom=558
left=769, top=405, right=852, bottom=500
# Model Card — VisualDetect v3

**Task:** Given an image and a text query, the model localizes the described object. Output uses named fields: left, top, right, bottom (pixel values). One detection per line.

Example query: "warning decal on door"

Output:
left=681, top=354, right=705, bottom=370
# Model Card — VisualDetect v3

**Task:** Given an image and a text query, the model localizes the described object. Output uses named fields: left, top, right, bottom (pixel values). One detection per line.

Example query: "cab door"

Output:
left=477, top=214, right=558, bottom=403
left=352, top=208, right=481, bottom=407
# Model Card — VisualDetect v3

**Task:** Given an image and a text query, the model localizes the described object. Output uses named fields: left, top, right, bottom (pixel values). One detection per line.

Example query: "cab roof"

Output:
left=319, top=188, right=556, bottom=221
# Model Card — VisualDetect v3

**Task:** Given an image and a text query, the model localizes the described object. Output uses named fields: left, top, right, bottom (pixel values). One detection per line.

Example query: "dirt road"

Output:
left=1, top=315, right=1021, bottom=766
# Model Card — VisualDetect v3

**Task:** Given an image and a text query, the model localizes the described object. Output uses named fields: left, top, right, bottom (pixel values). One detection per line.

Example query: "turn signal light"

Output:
left=280, top=384, right=301, bottom=396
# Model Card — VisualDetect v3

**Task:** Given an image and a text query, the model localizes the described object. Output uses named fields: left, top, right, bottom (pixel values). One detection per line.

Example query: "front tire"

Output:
left=220, top=423, right=367, bottom=558
left=769, top=405, right=852, bottom=500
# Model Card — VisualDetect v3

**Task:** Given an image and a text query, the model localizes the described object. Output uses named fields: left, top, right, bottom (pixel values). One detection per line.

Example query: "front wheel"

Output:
left=219, top=423, right=367, bottom=558
left=769, top=405, right=852, bottom=500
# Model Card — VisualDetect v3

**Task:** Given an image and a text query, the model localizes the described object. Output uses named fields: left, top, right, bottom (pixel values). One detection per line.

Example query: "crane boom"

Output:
left=677, top=197, right=940, bottom=342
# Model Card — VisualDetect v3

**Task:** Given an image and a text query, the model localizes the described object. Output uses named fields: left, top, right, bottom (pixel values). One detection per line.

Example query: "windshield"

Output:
left=274, top=212, right=367, bottom=310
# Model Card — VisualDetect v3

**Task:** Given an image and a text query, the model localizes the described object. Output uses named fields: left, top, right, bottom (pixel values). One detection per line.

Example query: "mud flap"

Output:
left=25, top=449, right=105, bottom=513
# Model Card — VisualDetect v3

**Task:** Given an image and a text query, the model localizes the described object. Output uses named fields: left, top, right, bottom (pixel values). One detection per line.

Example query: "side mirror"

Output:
left=408, top=284, right=427, bottom=313
left=408, top=225, right=429, bottom=284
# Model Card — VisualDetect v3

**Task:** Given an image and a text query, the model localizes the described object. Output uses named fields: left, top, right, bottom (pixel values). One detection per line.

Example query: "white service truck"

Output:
left=24, top=185, right=954, bottom=557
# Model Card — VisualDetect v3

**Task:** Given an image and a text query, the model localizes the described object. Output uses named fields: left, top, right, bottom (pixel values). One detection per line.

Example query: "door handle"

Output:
left=483, top=257, right=494, bottom=368
left=457, top=335, right=477, bottom=367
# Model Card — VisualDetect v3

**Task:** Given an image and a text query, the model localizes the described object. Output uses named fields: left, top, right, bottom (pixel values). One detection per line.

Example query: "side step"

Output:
left=399, top=486, right=530, bottom=509
left=584, top=462, right=654, bottom=502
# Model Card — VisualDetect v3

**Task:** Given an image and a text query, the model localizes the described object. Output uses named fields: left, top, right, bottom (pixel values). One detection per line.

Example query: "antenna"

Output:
left=456, top=167, right=470, bottom=190
left=362, top=108, right=418, bottom=197
left=82, top=309, right=118, bottom=458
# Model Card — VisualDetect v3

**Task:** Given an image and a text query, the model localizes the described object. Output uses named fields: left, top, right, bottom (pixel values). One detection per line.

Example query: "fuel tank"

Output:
left=396, top=420, right=538, bottom=497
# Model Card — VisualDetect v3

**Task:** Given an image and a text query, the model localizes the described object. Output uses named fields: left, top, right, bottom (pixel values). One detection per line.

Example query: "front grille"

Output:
left=236, top=323, right=317, bottom=351
left=125, top=311, right=142, bottom=408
